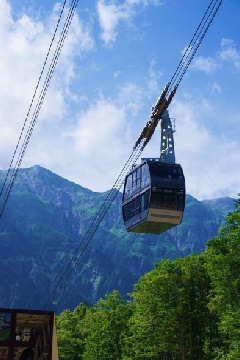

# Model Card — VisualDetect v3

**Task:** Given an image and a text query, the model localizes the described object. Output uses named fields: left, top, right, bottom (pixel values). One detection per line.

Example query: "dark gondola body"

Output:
left=122, top=158, right=185, bottom=234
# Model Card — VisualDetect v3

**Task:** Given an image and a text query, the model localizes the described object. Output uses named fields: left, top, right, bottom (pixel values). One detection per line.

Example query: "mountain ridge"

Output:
left=0, top=165, right=235, bottom=312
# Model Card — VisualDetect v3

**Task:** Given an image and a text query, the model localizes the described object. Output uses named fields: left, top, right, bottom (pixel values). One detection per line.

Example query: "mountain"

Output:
left=0, top=165, right=235, bottom=313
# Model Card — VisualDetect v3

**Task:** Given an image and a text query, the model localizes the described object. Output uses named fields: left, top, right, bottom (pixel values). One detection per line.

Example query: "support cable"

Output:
left=42, top=144, right=143, bottom=309
left=0, top=0, right=79, bottom=219
left=133, top=0, right=222, bottom=152
left=0, top=0, right=222, bottom=308
left=168, top=0, right=222, bottom=94
left=0, top=0, right=67, bottom=201
left=41, top=0, right=223, bottom=309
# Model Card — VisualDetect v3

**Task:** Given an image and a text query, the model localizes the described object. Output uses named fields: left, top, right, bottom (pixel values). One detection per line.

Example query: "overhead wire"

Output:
left=0, top=0, right=82, bottom=323
left=168, top=0, right=222, bottom=94
left=0, top=0, right=222, bottom=308
left=0, top=0, right=67, bottom=218
left=42, top=0, right=223, bottom=309
left=169, top=0, right=223, bottom=91
left=132, top=0, right=223, bottom=152
left=42, top=143, right=143, bottom=309
left=0, top=0, right=79, bottom=220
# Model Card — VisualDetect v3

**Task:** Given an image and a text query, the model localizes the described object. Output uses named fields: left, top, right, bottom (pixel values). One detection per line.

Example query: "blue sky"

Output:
left=0, top=0, right=239, bottom=200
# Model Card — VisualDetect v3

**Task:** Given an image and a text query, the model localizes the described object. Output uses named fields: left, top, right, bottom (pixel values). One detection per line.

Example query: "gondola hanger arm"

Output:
left=133, top=83, right=178, bottom=151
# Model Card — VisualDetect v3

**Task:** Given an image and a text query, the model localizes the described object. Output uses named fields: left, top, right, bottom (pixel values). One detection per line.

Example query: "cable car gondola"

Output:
left=122, top=158, right=185, bottom=234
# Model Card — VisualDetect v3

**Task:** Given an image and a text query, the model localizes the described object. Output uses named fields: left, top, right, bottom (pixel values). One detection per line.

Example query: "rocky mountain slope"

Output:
left=0, top=165, right=235, bottom=313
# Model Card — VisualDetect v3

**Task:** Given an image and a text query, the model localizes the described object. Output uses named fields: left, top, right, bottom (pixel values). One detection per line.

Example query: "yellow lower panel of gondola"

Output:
left=129, top=208, right=183, bottom=234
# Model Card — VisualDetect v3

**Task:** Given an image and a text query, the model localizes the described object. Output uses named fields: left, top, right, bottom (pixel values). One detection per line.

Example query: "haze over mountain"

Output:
left=0, top=165, right=235, bottom=313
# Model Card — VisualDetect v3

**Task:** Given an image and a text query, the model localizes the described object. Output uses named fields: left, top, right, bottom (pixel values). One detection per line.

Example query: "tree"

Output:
left=56, top=196, right=240, bottom=359
left=57, top=303, right=89, bottom=359
left=126, top=256, right=214, bottom=360
left=83, top=290, right=132, bottom=360
left=205, top=196, right=240, bottom=359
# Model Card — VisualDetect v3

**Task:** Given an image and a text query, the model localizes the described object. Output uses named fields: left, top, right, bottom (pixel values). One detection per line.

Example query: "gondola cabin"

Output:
left=122, top=158, right=185, bottom=234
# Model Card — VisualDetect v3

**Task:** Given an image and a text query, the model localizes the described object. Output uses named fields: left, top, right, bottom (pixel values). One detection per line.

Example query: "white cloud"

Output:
left=96, top=0, right=163, bottom=44
left=117, top=83, right=144, bottom=116
left=53, top=4, right=94, bottom=83
left=0, top=0, right=94, bottom=169
left=0, top=0, right=12, bottom=30
left=26, top=96, right=134, bottom=192
left=188, top=39, right=240, bottom=74
left=61, top=82, right=149, bottom=190
left=190, top=39, right=240, bottom=75
left=169, top=100, right=240, bottom=199
left=1, top=1, right=238, bottom=202
left=192, top=56, right=219, bottom=74
left=97, top=1, right=128, bottom=44
left=0, top=0, right=159, bottom=194
left=20, top=71, right=147, bottom=191
left=70, top=99, right=126, bottom=156
left=114, top=70, right=121, bottom=78
left=219, top=38, right=240, bottom=70
left=211, top=82, right=221, bottom=94
left=147, top=58, right=163, bottom=94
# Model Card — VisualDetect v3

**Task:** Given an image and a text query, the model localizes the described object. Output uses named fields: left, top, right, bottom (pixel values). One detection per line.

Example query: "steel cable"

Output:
left=0, top=0, right=79, bottom=219
left=0, top=0, right=222, bottom=309
left=42, top=0, right=223, bottom=309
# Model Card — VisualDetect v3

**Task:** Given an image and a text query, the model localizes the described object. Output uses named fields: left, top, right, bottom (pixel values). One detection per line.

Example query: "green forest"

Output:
left=57, top=196, right=240, bottom=360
